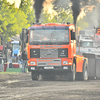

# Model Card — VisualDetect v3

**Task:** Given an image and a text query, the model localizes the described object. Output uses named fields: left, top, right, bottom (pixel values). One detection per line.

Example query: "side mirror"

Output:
left=26, top=29, right=28, bottom=35
left=22, top=28, right=28, bottom=43
left=19, top=41, right=21, bottom=45
left=26, top=35, right=28, bottom=43
left=26, top=30, right=28, bottom=43
left=20, top=33, right=22, bottom=40
left=71, top=31, right=76, bottom=40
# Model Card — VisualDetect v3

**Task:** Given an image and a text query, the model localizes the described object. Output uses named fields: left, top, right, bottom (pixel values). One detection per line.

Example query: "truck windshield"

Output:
left=13, top=44, right=20, bottom=50
left=29, top=30, right=69, bottom=45
left=80, top=41, right=93, bottom=47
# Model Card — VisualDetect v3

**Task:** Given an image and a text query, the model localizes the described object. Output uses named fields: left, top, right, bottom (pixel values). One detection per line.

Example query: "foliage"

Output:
left=0, top=0, right=35, bottom=40
left=41, top=7, right=73, bottom=24
left=77, top=18, right=89, bottom=30
left=0, top=0, right=98, bottom=41
left=0, top=0, right=30, bottom=40
left=42, top=7, right=89, bottom=30
left=19, top=0, right=35, bottom=25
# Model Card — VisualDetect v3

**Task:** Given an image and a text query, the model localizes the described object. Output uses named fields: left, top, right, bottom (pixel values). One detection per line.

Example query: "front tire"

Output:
left=82, top=62, right=88, bottom=81
left=67, top=63, right=75, bottom=81
left=76, top=61, right=88, bottom=81
left=31, top=72, right=39, bottom=80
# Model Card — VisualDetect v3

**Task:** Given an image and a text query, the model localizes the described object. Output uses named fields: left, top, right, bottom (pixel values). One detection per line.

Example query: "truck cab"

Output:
left=94, top=28, right=100, bottom=47
left=21, top=23, right=88, bottom=81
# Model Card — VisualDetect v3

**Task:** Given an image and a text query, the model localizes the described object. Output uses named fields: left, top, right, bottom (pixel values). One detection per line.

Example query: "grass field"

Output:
left=0, top=72, right=19, bottom=74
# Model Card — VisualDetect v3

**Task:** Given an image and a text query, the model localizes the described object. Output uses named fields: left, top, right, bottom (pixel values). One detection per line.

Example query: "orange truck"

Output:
left=94, top=28, right=100, bottom=47
left=21, top=23, right=88, bottom=81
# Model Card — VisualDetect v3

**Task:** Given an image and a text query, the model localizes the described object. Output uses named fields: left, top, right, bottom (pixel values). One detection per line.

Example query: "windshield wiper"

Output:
left=42, top=41, right=53, bottom=45
left=29, top=40, right=69, bottom=45
left=53, top=41, right=69, bottom=45
left=29, top=41, right=41, bottom=45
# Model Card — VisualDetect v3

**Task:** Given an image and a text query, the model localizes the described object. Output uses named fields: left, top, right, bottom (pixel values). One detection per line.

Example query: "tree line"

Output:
left=0, top=0, right=35, bottom=40
left=1, top=0, right=99, bottom=40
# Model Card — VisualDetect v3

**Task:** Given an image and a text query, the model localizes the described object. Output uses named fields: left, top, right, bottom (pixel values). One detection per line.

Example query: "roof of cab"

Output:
left=28, top=23, right=74, bottom=30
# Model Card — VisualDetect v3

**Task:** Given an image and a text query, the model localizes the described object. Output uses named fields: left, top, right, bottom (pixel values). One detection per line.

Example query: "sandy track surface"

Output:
left=0, top=73, right=100, bottom=100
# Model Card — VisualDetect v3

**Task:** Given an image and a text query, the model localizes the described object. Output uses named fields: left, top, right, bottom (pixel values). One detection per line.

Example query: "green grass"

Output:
left=0, top=72, right=19, bottom=74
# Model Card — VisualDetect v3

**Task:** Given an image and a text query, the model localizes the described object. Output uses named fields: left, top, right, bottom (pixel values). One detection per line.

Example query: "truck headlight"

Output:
left=30, top=62, right=36, bottom=65
left=63, top=61, right=68, bottom=65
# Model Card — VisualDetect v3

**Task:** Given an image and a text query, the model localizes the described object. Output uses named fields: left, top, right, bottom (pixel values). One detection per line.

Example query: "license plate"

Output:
left=44, top=67, right=54, bottom=69
left=31, top=67, right=35, bottom=70
left=63, top=67, right=68, bottom=69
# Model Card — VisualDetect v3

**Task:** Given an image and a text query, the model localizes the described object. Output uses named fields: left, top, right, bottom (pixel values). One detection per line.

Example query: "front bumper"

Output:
left=27, top=65, right=72, bottom=72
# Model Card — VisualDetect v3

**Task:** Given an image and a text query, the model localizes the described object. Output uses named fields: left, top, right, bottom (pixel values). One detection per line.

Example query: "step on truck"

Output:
left=21, top=23, right=88, bottom=81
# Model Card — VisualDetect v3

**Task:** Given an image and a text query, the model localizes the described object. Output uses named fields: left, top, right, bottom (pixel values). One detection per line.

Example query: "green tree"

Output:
left=14, top=9, right=29, bottom=34
left=77, top=18, right=89, bottom=30
left=19, top=0, right=35, bottom=25
left=56, top=8, right=72, bottom=23
left=0, top=0, right=29, bottom=40
left=41, top=10, right=57, bottom=23
left=0, top=0, right=16, bottom=38
left=42, top=7, right=73, bottom=24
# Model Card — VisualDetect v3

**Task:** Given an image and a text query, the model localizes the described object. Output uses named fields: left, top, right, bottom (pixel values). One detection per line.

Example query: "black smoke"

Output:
left=71, top=0, right=100, bottom=25
left=33, top=0, right=100, bottom=24
left=71, top=0, right=81, bottom=25
left=33, top=0, right=45, bottom=23
left=80, top=0, right=99, bottom=6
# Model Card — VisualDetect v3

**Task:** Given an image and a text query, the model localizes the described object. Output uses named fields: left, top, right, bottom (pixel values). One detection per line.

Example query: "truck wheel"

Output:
left=76, top=61, right=88, bottom=81
left=31, top=72, right=39, bottom=80
left=82, top=62, right=88, bottom=81
left=67, top=63, right=75, bottom=81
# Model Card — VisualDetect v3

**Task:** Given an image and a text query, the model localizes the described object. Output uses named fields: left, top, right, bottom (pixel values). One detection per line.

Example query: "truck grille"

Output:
left=40, top=49, right=58, bottom=58
left=37, top=59, right=61, bottom=66
left=30, top=48, right=68, bottom=58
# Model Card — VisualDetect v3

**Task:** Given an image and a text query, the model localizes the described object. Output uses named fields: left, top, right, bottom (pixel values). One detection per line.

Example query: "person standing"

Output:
left=21, top=48, right=27, bottom=73
left=9, top=58, right=14, bottom=68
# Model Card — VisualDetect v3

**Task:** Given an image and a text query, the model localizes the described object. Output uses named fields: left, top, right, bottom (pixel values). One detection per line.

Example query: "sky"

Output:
left=7, top=0, right=21, bottom=8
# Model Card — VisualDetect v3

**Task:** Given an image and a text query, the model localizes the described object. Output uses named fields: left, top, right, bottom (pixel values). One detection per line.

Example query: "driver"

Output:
left=43, top=37, right=47, bottom=40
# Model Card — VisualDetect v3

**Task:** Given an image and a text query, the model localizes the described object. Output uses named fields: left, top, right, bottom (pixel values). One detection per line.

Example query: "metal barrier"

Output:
left=83, top=53, right=100, bottom=79
left=95, top=55, right=100, bottom=78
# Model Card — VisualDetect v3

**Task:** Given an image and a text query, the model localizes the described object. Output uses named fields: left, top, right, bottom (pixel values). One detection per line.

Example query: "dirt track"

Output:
left=0, top=73, right=100, bottom=100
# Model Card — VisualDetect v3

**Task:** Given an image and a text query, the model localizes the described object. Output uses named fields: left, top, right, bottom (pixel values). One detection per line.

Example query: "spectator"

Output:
left=21, top=48, right=27, bottom=73
left=18, top=54, right=22, bottom=64
left=9, top=58, right=14, bottom=68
